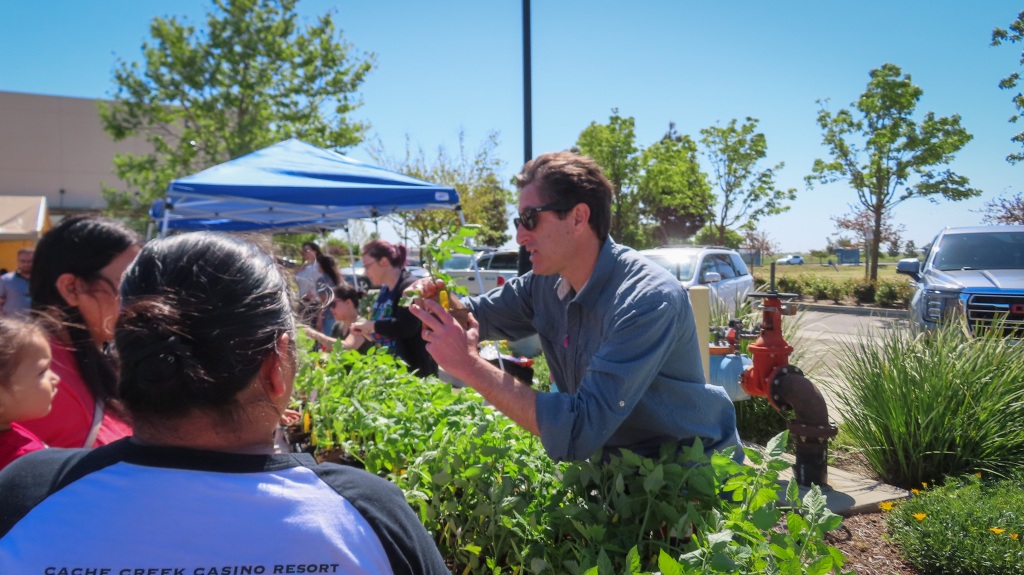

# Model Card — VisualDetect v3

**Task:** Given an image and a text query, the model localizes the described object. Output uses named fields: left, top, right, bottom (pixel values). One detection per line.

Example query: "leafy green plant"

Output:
left=887, top=471, right=1024, bottom=575
left=735, top=396, right=791, bottom=447
left=293, top=348, right=850, bottom=574
left=851, top=282, right=875, bottom=304
left=874, top=277, right=912, bottom=307
left=823, top=322, right=1024, bottom=489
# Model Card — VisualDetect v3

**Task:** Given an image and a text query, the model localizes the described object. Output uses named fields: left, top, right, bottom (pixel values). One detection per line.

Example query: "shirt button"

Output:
left=619, top=401, right=625, bottom=407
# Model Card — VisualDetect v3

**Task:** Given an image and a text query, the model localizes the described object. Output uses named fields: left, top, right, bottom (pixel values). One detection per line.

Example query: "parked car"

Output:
left=444, top=249, right=521, bottom=296
left=897, top=225, right=1024, bottom=335
left=338, top=260, right=428, bottom=290
left=638, top=246, right=755, bottom=316
left=775, top=255, right=804, bottom=265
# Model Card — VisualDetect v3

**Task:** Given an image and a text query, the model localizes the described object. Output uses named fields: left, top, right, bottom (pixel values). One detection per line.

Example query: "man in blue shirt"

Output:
left=0, top=248, right=33, bottom=318
left=411, top=152, right=742, bottom=462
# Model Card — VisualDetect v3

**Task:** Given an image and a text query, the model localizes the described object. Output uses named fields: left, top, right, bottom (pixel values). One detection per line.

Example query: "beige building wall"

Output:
left=0, top=90, right=151, bottom=214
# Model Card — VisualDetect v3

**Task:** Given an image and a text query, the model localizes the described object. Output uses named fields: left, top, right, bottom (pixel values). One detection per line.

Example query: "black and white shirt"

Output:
left=0, top=439, right=448, bottom=574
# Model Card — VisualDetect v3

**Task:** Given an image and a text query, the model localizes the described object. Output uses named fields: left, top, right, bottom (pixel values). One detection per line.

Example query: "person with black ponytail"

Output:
left=22, top=214, right=140, bottom=448
left=0, top=232, right=448, bottom=574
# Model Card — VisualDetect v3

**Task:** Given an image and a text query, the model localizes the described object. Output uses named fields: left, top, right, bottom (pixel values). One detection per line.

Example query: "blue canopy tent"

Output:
left=152, top=138, right=460, bottom=234
left=150, top=138, right=481, bottom=290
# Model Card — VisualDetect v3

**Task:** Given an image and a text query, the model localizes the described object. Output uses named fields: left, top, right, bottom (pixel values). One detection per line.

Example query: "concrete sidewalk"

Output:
left=798, top=302, right=908, bottom=319
left=777, top=462, right=909, bottom=517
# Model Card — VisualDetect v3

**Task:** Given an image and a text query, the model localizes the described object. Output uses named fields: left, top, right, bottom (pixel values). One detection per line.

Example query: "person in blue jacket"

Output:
left=411, top=151, right=743, bottom=463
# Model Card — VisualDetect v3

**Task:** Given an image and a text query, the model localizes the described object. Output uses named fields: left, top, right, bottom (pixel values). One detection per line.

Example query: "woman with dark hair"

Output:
left=294, top=241, right=341, bottom=333
left=22, top=214, right=140, bottom=448
left=303, top=282, right=374, bottom=353
left=351, top=239, right=437, bottom=377
left=0, top=232, right=448, bottom=573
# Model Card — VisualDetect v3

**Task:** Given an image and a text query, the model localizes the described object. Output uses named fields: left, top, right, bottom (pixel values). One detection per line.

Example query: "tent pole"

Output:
left=346, top=223, right=358, bottom=287
left=160, top=196, right=171, bottom=239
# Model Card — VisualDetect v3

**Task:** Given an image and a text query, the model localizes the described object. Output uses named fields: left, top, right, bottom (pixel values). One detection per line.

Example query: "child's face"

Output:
left=1, top=333, right=60, bottom=423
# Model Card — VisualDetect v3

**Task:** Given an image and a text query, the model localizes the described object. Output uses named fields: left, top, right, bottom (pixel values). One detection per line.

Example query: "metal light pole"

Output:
left=518, top=0, right=533, bottom=276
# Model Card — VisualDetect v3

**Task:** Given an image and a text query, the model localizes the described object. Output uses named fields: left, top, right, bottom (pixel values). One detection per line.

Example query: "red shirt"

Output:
left=0, top=423, right=46, bottom=471
left=19, top=339, right=132, bottom=448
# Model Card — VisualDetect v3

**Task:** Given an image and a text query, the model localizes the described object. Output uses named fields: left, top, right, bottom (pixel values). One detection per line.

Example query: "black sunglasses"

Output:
left=514, top=202, right=574, bottom=231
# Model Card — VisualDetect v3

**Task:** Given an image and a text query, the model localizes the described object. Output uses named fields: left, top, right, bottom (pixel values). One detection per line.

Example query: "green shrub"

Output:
left=887, top=472, right=1024, bottom=575
left=735, top=396, right=790, bottom=447
left=851, top=282, right=875, bottom=304
left=823, top=323, right=1024, bottom=489
left=294, top=349, right=849, bottom=574
left=776, top=275, right=801, bottom=295
left=875, top=277, right=912, bottom=307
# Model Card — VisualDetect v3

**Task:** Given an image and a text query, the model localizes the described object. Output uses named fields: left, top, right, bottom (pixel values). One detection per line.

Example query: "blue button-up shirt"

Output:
left=466, top=240, right=742, bottom=462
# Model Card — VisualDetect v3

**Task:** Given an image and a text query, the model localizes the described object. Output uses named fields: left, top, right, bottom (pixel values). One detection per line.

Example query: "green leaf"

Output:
left=806, top=556, right=833, bottom=575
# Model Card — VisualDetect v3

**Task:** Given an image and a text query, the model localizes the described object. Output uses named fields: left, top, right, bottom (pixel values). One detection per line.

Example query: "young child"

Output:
left=0, top=317, right=60, bottom=471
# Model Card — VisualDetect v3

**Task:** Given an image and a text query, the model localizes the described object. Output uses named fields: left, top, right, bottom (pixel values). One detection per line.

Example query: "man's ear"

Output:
left=571, top=203, right=591, bottom=233
left=55, top=273, right=81, bottom=306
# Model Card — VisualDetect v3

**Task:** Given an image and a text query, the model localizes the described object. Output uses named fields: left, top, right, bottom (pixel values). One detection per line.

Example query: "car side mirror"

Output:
left=702, top=271, right=722, bottom=284
left=896, top=258, right=921, bottom=282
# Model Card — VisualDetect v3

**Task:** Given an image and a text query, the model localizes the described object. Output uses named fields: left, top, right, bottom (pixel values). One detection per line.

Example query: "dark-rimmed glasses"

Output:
left=514, top=203, right=574, bottom=231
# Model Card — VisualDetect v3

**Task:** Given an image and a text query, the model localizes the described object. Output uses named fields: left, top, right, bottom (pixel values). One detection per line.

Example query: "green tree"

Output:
left=807, top=63, right=980, bottom=281
left=99, top=0, right=375, bottom=229
left=992, top=11, right=1024, bottom=164
left=575, top=111, right=643, bottom=246
left=368, top=130, right=514, bottom=253
left=639, top=123, right=715, bottom=245
left=576, top=112, right=713, bottom=248
left=699, top=117, right=796, bottom=247
left=694, top=225, right=743, bottom=249
left=903, top=239, right=917, bottom=258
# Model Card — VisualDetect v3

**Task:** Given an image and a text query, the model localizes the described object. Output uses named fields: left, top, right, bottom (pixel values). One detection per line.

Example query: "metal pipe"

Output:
left=770, top=368, right=838, bottom=487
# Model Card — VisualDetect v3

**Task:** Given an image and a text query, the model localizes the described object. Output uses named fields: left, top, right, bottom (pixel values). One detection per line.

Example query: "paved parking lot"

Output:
left=784, top=309, right=908, bottom=423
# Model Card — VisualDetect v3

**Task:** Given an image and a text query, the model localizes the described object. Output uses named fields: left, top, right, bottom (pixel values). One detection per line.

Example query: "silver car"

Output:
left=638, top=246, right=755, bottom=316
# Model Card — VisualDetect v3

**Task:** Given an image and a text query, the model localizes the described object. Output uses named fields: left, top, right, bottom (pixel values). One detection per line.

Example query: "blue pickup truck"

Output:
left=897, top=225, right=1024, bottom=335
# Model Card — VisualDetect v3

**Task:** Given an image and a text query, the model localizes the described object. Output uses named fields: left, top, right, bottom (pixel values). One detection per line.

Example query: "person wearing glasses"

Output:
left=410, top=151, right=742, bottom=463
left=21, top=215, right=140, bottom=449
left=350, top=240, right=437, bottom=377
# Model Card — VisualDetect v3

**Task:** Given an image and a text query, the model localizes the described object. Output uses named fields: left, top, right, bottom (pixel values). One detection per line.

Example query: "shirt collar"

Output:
left=554, top=238, right=615, bottom=307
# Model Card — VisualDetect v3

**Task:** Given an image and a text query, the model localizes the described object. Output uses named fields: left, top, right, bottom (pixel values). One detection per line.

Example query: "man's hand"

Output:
left=402, top=277, right=446, bottom=303
left=410, top=296, right=481, bottom=378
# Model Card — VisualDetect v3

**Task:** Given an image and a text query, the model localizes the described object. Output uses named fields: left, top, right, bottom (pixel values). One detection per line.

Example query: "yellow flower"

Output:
left=913, top=513, right=927, bottom=521
left=921, top=482, right=928, bottom=489
left=990, top=528, right=1006, bottom=535
left=975, top=472, right=983, bottom=479
left=1011, top=533, right=1019, bottom=540
left=911, top=489, right=920, bottom=495
left=879, top=501, right=894, bottom=512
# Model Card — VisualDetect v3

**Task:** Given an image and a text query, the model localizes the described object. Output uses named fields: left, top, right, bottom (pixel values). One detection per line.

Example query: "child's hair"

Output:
left=0, top=317, right=46, bottom=384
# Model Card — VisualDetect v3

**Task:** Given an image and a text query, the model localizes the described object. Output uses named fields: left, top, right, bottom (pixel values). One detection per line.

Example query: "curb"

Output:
left=798, top=303, right=908, bottom=319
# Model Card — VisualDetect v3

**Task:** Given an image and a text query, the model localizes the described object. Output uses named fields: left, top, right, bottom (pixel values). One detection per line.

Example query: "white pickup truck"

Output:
left=443, top=250, right=521, bottom=296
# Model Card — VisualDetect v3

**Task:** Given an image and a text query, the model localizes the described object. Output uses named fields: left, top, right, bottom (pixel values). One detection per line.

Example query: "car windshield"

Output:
left=440, top=254, right=475, bottom=270
left=645, top=253, right=697, bottom=281
left=933, top=231, right=1024, bottom=271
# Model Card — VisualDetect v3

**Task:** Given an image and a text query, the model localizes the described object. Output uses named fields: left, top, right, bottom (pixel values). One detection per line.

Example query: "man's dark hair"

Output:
left=515, top=151, right=614, bottom=241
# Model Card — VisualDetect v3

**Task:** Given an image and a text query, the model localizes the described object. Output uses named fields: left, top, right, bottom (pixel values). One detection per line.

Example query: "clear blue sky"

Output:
left=2, top=1, right=1021, bottom=253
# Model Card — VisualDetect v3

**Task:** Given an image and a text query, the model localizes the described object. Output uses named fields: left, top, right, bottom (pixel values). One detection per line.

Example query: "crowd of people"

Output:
left=0, top=151, right=741, bottom=569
